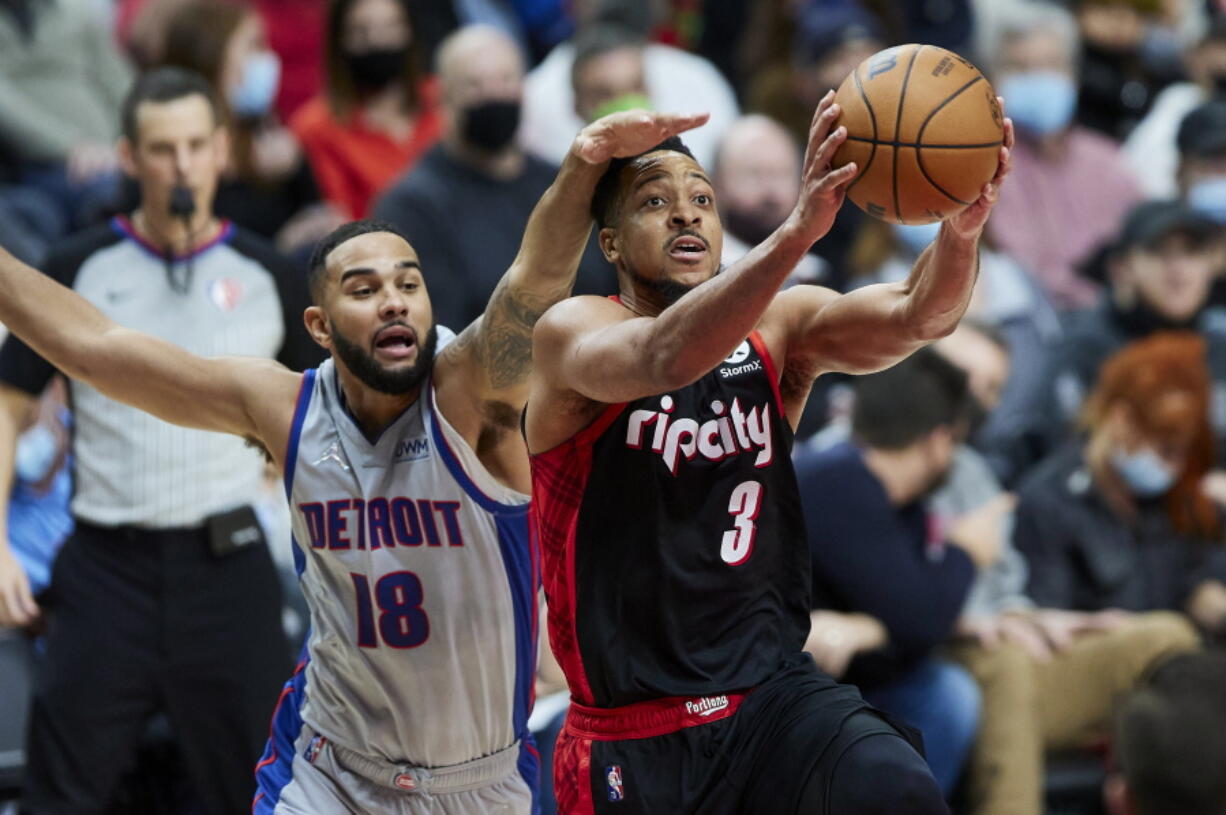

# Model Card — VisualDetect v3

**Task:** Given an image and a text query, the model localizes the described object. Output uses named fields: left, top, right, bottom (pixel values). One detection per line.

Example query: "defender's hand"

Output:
left=945, top=98, right=1014, bottom=240
left=787, top=91, right=858, bottom=244
left=572, top=111, right=710, bottom=166
left=0, top=545, right=37, bottom=628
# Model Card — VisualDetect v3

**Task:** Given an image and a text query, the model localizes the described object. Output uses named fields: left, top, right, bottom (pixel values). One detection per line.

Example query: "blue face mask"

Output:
left=894, top=222, right=942, bottom=256
left=997, top=71, right=1077, bottom=137
left=1111, top=447, right=1177, bottom=497
left=15, top=423, right=58, bottom=484
left=230, top=51, right=281, bottom=119
left=1187, top=176, right=1226, bottom=225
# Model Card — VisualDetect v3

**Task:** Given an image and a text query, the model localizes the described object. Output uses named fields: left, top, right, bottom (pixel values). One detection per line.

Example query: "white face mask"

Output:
left=1187, top=175, right=1226, bottom=225
left=1110, top=446, right=1177, bottom=497
left=229, top=50, right=281, bottom=119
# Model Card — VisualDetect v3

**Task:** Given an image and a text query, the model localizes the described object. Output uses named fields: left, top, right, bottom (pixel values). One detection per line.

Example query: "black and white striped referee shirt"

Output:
left=0, top=216, right=323, bottom=528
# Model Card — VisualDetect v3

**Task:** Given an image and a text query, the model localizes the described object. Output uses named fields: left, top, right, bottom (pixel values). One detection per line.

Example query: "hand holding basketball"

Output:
left=832, top=44, right=1007, bottom=225
left=944, top=106, right=1013, bottom=239
left=572, top=110, right=711, bottom=165
left=788, top=91, right=860, bottom=243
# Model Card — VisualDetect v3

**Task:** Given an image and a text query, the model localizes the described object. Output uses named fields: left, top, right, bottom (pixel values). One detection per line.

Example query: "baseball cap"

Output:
left=793, top=3, right=884, bottom=67
left=1177, top=101, right=1226, bottom=159
left=1080, top=200, right=1220, bottom=281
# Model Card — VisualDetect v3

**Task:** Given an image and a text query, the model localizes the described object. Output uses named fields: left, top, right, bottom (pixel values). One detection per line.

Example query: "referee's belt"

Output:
left=563, top=691, right=749, bottom=740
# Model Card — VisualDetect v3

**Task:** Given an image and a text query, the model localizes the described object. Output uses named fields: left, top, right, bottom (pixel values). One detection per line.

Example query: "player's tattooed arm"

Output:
left=449, top=276, right=553, bottom=390
left=447, top=110, right=711, bottom=406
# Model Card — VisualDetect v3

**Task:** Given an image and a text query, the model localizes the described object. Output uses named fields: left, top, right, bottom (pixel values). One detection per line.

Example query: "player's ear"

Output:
left=304, top=306, right=332, bottom=350
left=598, top=227, right=620, bottom=265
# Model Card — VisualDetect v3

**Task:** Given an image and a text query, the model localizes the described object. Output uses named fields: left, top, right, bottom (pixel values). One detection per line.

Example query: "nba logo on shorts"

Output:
left=303, top=734, right=327, bottom=764
left=606, top=765, right=624, bottom=802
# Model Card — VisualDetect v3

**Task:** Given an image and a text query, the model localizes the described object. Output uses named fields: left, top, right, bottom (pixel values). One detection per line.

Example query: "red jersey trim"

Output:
left=563, top=692, right=748, bottom=741
left=748, top=330, right=786, bottom=419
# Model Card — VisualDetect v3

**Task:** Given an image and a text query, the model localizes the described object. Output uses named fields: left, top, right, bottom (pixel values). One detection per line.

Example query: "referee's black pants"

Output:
left=20, top=520, right=291, bottom=815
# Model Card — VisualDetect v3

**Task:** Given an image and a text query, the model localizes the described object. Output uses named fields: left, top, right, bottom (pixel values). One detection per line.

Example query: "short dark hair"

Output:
left=308, top=219, right=414, bottom=302
left=591, top=137, right=697, bottom=229
left=1114, top=650, right=1226, bottom=815
left=121, top=67, right=222, bottom=143
left=852, top=348, right=971, bottom=449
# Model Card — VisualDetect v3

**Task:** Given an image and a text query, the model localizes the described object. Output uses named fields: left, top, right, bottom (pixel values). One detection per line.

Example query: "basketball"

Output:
left=831, top=44, right=1003, bottom=225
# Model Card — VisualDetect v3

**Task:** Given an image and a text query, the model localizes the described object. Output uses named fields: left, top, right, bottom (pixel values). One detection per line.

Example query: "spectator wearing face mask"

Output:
left=1124, top=16, right=1226, bottom=198
left=1074, top=0, right=1173, bottom=142
left=290, top=0, right=442, bottom=218
left=930, top=325, right=1200, bottom=815
left=1040, top=201, right=1226, bottom=458
left=981, top=0, right=1143, bottom=311
left=518, top=16, right=738, bottom=170
left=161, top=0, right=345, bottom=255
left=373, top=25, right=615, bottom=330
left=748, top=2, right=884, bottom=282
left=1016, top=332, right=1226, bottom=639
left=1175, top=101, right=1226, bottom=226
left=713, top=115, right=829, bottom=288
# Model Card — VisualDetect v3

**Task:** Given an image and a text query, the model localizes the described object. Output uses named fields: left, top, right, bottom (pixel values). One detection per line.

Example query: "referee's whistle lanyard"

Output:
left=164, top=185, right=198, bottom=295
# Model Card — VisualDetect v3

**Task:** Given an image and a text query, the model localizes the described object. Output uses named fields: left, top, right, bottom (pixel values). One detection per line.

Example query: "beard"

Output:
left=331, top=321, right=438, bottom=395
left=628, top=266, right=704, bottom=306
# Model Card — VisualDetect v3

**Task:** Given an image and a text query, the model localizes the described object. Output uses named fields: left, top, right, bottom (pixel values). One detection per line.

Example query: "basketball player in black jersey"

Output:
left=523, top=94, right=1013, bottom=813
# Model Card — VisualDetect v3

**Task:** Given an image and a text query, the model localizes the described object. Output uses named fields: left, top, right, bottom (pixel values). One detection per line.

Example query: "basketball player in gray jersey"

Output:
left=0, top=109, right=708, bottom=814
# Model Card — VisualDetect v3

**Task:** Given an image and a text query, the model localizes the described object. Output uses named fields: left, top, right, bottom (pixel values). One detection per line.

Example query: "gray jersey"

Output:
left=270, top=358, right=536, bottom=774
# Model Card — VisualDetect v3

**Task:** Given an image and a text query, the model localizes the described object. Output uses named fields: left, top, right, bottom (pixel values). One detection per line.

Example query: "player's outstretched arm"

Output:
left=534, top=95, right=857, bottom=407
left=442, top=110, right=711, bottom=404
left=768, top=111, right=1014, bottom=380
left=0, top=246, right=300, bottom=450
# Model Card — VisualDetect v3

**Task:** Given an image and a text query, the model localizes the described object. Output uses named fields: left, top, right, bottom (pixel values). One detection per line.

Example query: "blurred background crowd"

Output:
left=2, top=0, right=1226, bottom=813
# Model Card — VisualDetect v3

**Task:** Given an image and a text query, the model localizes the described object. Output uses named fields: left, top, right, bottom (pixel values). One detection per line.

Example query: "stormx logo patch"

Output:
left=685, top=695, right=729, bottom=717
left=394, top=437, right=431, bottom=463
left=606, top=765, right=624, bottom=802
left=719, top=340, right=761, bottom=379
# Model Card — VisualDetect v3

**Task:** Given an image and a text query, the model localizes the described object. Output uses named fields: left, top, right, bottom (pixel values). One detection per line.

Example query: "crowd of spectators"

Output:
left=2, top=0, right=1226, bottom=813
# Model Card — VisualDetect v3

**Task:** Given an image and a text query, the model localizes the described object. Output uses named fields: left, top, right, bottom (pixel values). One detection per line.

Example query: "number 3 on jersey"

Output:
left=721, top=480, right=763, bottom=566
left=351, top=572, right=430, bottom=648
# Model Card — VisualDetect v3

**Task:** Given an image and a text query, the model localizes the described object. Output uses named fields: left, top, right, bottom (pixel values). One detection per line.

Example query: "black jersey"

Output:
left=530, top=332, right=811, bottom=707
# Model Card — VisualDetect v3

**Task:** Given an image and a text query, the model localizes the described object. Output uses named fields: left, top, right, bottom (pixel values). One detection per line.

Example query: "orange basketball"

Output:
left=831, top=44, right=1003, bottom=225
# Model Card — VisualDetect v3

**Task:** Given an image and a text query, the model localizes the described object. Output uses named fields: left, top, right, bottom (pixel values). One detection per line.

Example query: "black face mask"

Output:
left=345, top=46, right=408, bottom=92
left=460, top=100, right=521, bottom=152
left=1211, top=74, right=1226, bottom=99
left=722, top=206, right=782, bottom=247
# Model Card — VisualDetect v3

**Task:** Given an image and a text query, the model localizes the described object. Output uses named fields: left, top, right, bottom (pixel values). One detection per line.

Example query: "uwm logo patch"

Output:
left=394, top=436, right=430, bottom=463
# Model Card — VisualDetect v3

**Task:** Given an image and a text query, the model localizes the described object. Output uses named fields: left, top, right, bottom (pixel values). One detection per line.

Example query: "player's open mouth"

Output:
left=667, top=235, right=708, bottom=263
left=373, top=325, right=417, bottom=360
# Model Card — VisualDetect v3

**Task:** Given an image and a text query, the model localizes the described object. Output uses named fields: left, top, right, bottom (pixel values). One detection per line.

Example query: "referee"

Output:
left=0, top=68, right=321, bottom=814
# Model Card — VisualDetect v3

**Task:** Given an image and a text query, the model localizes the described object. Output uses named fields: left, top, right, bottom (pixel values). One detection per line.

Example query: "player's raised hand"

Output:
left=945, top=97, right=1014, bottom=239
left=572, top=110, right=710, bottom=165
left=791, top=90, right=858, bottom=243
